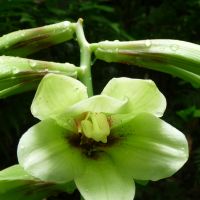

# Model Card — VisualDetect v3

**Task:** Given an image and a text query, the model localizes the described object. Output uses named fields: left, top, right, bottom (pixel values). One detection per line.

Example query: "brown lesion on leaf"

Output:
left=11, top=72, right=46, bottom=85
left=16, top=71, right=48, bottom=76
left=139, top=52, right=170, bottom=64
left=9, top=34, right=50, bottom=49
left=23, top=180, right=57, bottom=196
left=118, top=50, right=170, bottom=65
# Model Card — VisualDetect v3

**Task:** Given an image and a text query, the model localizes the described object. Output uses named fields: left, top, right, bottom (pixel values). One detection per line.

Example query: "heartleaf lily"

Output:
left=17, top=74, right=188, bottom=200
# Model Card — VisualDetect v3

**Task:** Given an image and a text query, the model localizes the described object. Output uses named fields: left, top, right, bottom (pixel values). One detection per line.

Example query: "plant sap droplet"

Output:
left=20, top=33, right=25, bottom=37
left=63, top=21, right=70, bottom=27
left=13, top=67, right=20, bottom=74
left=156, top=111, right=163, bottom=117
left=170, top=44, right=179, bottom=51
left=145, top=39, right=152, bottom=47
left=75, top=87, right=79, bottom=91
left=30, top=61, right=37, bottom=67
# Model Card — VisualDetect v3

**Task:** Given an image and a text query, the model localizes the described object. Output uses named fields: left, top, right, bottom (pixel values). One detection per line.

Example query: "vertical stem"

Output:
left=76, top=18, right=93, bottom=96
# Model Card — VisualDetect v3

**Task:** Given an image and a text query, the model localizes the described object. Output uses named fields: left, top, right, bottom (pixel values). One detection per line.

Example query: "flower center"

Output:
left=80, top=112, right=110, bottom=143
left=68, top=112, right=120, bottom=158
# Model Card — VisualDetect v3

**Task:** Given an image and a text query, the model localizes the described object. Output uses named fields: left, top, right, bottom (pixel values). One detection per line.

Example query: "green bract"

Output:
left=17, top=74, right=188, bottom=200
left=0, top=165, right=76, bottom=200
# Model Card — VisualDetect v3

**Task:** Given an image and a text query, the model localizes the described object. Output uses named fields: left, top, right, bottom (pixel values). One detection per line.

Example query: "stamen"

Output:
left=80, top=112, right=110, bottom=143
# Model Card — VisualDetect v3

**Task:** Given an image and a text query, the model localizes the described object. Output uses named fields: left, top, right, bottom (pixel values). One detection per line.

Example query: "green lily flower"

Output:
left=17, top=74, right=188, bottom=200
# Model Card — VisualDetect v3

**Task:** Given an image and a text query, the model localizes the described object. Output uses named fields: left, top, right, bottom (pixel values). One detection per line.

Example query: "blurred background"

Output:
left=0, top=0, right=200, bottom=199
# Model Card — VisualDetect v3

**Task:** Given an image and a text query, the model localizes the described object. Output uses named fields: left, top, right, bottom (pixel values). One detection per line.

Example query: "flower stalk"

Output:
left=76, top=18, right=93, bottom=96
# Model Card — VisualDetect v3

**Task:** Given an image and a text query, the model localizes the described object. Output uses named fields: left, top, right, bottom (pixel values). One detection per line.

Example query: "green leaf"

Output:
left=102, top=77, right=166, bottom=117
left=194, top=109, right=200, bottom=117
left=134, top=179, right=149, bottom=186
left=0, top=55, right=78, bottom=80
left=0, top=165, right=74, bottom=200
left=0, top=21, right=75, bottom=57
left=108, top=113, right=189, bottom=181
left=0, top=56, right=78, bottom=98
left=75, top=157, right=135, bottom=200
left=93, top=39, right=200, bottom=87
left=176, top=106, right=197, bottom=121
left=17, top=119, right=85, bottom=183
left=31, top=74, right=88, bottom=120
left=0, top=77, right=40, bottom=99
left=0, top=165, right=35, bottom=181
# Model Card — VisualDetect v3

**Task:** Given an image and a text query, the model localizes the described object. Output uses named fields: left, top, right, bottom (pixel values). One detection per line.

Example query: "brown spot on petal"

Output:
left=68, top=132, right=121, bottom=160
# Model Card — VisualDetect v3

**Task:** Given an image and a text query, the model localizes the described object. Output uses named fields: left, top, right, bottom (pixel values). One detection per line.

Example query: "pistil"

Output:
left=80, top=112, right=110, bottom=143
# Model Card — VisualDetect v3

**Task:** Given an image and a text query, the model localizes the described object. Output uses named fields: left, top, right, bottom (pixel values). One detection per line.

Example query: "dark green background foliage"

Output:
left=0, top=0, right=200, bottom=199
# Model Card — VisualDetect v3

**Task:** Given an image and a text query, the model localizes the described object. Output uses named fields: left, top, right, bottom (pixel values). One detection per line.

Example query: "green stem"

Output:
left=76, top=18, right=93, bottom=96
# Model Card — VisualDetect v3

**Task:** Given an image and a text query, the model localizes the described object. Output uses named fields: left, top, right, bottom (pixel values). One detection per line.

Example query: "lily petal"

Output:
left=31, top=74, right=88, bottom=120
left=75, top=157, right=135, bottom=200
left=102, top=77, right=166, bottom=117
left=108, top=113, right=188, bottom=181
left=54, top=95, right=127, bottom=128
left=68, top=95, right=127, bottom=114
left=17, top=119, right=85, bottom=183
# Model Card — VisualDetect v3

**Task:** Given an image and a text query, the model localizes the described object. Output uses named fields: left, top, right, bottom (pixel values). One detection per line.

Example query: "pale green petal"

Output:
left=31, top=74, right=88, bottom=120
left=59, top=95, right=127, bottom=118
left=108, top=113, right=188, bottom=181
left=102, top=77, right=166, bottom=117
left=68, top=95, right=127, bottom=114
left=75, top=157, right=135, bottom=200
left=53, top=95, right=127, bottom=130
left=17, top=119, right=85, bottom=183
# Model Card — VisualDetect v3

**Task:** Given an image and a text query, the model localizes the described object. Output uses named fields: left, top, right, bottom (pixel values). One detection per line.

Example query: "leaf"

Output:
left=0, top=21, right=75, bottom=57
left=0, top=165, right=75, bottom=200
left=0, top=56, right=78, bottom=99
left=94, top=39, right=200, bottom=87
